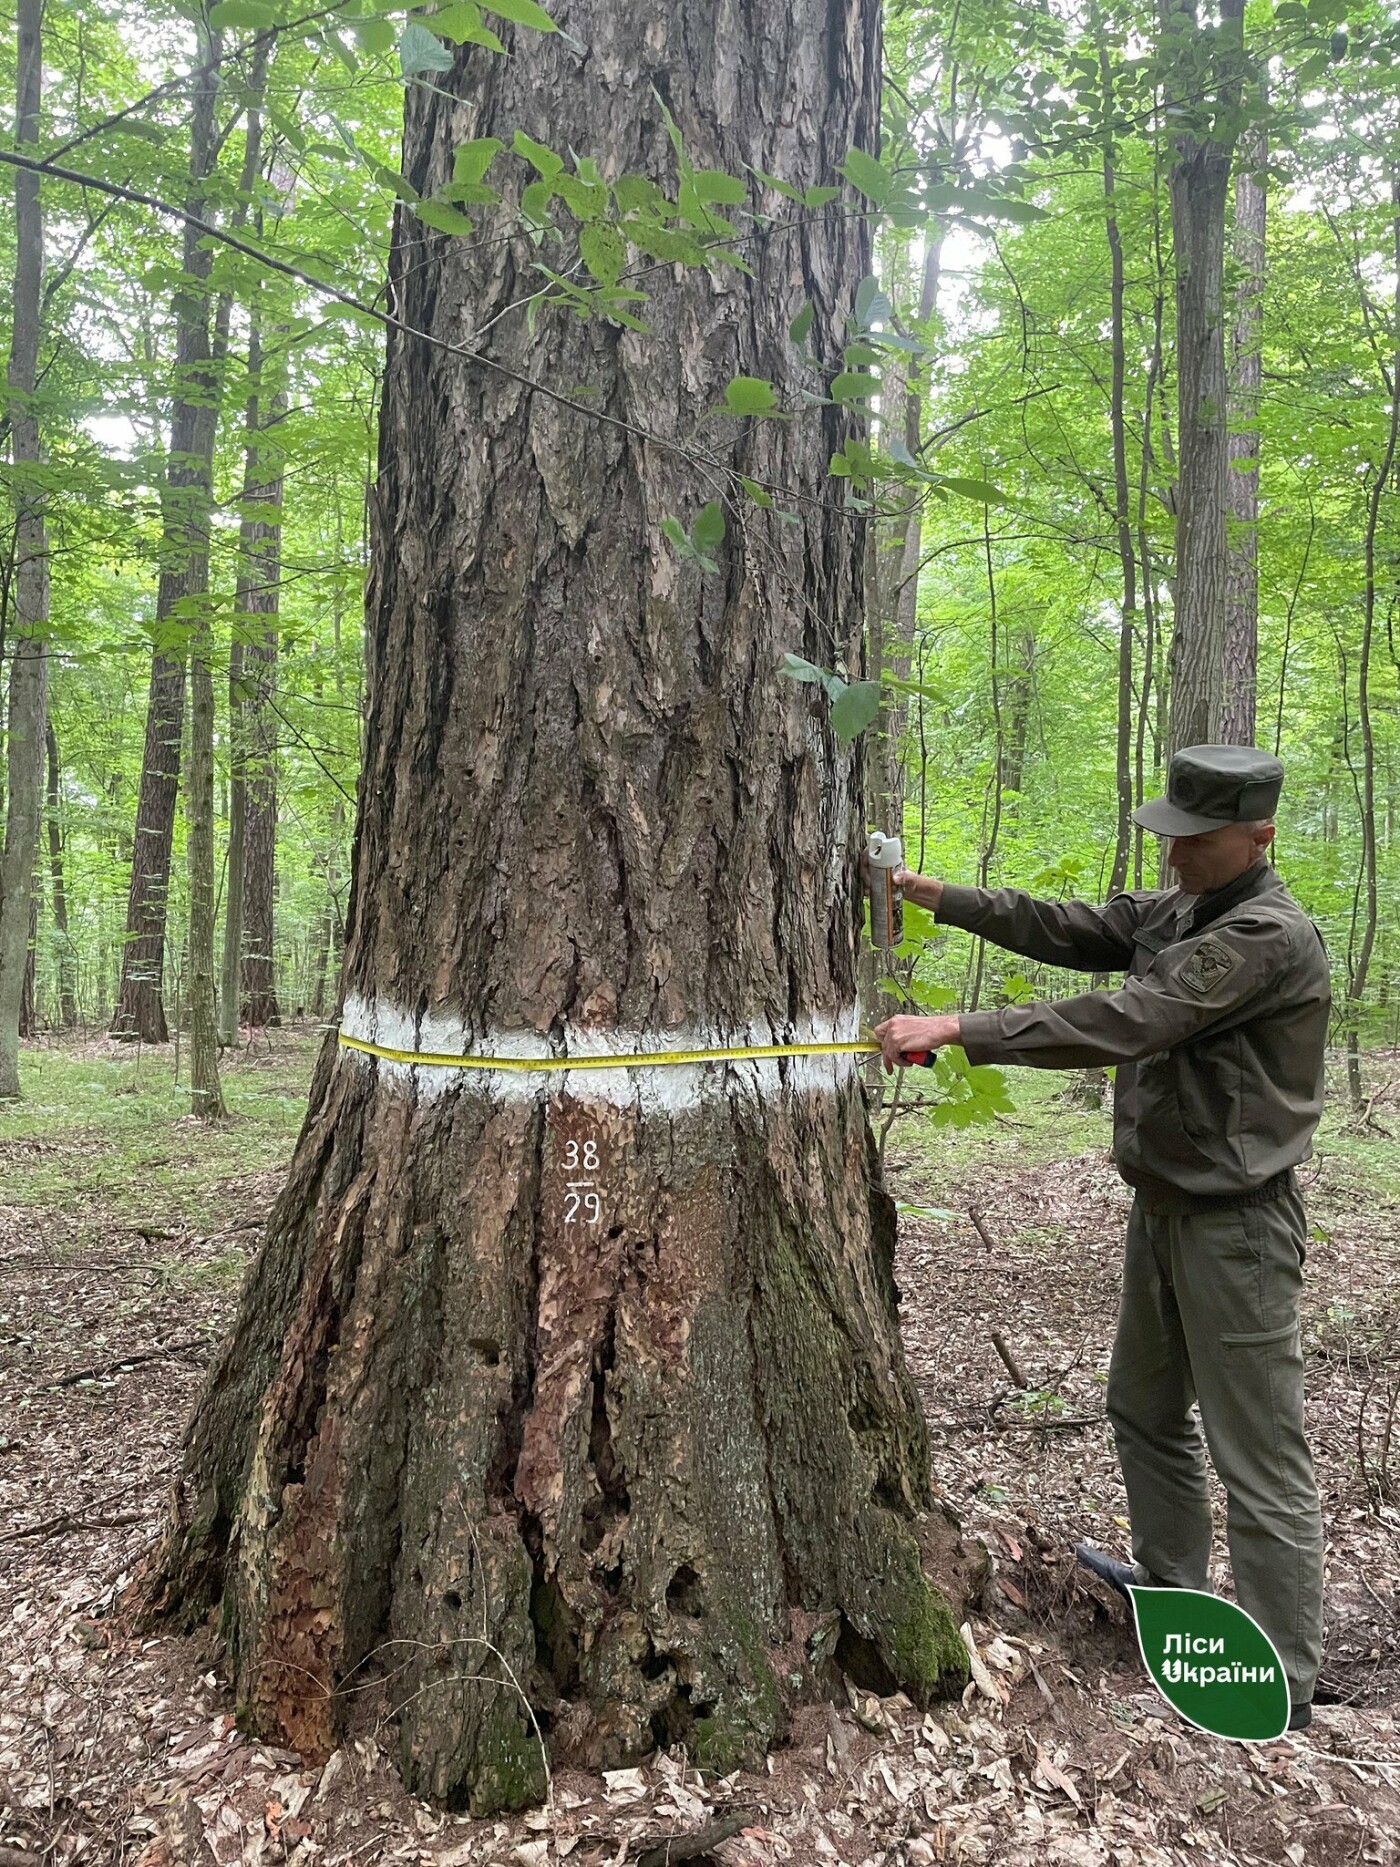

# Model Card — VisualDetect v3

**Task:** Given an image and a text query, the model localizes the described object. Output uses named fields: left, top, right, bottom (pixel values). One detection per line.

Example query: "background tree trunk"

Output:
left=1345, top=173, right=1398, bottom=1109
left=240, top=583, right=281, bottom=1026
left=1221, top=116, right=1266, bottom=746
left=112, top=18, right=222, bottom=1043
left=45, top=722, right=76, bottom=1027
left=0, top=0, right=51, bottom=1098
left=149, top=0, right=967, bottom=1814
left=1164, top=0, right=1247, bottom=755
left=222, top=325, right=285, bottom=1045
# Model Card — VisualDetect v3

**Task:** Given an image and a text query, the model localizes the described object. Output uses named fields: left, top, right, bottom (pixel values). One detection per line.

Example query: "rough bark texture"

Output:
left=1221, top=121, right=1265, bottom=747
left=0, top=0, right=50, bottom=1097
left=113, top=27, right=222, bottom=1043
left=46, top=722, right=77, bottom=1027
left=149, top=0, right=967, bottom=1813
left=1164, top=0, right=1246, bottom=756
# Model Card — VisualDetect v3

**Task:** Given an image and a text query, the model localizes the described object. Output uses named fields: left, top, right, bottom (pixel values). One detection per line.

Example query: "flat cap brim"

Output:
left=1131, top=796, right=1238, bottom=837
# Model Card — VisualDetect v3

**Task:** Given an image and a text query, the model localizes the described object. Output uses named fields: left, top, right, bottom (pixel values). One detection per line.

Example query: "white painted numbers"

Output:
left=562, top=1136, right=603, bottom=1225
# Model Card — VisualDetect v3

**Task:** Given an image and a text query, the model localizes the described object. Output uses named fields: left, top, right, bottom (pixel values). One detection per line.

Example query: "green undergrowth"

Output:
left=0, top=1033, right=322, bottom=1237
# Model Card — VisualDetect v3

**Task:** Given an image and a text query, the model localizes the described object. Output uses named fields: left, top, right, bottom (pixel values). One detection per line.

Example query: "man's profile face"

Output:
left=1167, top=820, right=1274, bottom=895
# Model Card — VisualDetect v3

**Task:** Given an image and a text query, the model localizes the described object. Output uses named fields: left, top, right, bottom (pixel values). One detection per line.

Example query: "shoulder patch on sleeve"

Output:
left=1177, top=933, right=1243, bottom=996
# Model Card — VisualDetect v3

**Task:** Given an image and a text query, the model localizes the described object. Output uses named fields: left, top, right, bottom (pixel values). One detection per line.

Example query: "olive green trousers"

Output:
left=1105, top=1187, right=1324, bottom=1704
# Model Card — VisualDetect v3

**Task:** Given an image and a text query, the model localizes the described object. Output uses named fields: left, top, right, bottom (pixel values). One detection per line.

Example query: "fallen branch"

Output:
left=0, top=1510, right=142, bottom=1546
left=968, top=1206, right=998, bottom=1252
left=636, top=1812, right=756, bottom=1867
left=990, top=1329, right=1029, bottom=1390
left=35, top=1335, right=210, bottom=1393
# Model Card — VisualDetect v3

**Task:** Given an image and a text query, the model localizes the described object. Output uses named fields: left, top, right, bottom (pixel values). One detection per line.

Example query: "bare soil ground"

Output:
left=2, top=1031, right=1398, bottom=1867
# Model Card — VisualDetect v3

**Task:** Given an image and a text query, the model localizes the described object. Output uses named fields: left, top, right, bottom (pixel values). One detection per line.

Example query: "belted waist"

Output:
left=1125, top=1167, right=1298, bottom=1216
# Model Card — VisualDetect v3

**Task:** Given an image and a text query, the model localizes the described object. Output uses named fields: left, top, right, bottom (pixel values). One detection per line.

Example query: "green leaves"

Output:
left=723, top=376, right=779, bottom=418
left=1131, top=1589, right=1289, bottom=1741
left=482, top=0, right=557, bottom=27
left=779, top=656, right=879, bottom=746
left=661, top=502, right=726, bottom=574
left=413, top=200, right=476, bottom=236
left=829, top=679, right=880, bottom=744
left=789, top=301, right=814, bottom=345
left=208, top=0, right=275, bottom=26
left=398, top=21, right=455, bottom=73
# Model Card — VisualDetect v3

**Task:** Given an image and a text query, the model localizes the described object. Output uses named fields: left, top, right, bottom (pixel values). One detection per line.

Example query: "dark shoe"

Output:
left=1075, top=1543, right=1139, bottom=1601
left=1288, top=1700, right=1312, bottom=1732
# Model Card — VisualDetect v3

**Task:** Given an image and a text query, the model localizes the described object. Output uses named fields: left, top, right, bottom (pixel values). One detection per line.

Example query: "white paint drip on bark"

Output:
left=338, top=990, right=865, bottom=1109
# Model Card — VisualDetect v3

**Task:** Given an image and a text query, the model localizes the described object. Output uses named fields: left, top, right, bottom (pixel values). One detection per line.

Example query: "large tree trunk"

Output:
left=0, top=0, right=51, bottom=1098
left=45, top=723, right=77, bottom=1027
left=112, top=21, right=223, bottom=1043
left=149, top=0, right=966, bottom=1813
left=1164, top=0, right=1246, bottom=755
left=1221, top=117, right=1266, bottom=746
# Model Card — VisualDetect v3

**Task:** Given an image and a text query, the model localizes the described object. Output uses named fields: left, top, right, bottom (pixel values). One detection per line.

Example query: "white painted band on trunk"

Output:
left=338, top=990, right=866, bottom=1108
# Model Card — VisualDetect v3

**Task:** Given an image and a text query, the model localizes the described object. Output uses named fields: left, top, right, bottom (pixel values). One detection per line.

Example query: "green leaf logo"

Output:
left=1129, top=1588, right=1290, bottom=1741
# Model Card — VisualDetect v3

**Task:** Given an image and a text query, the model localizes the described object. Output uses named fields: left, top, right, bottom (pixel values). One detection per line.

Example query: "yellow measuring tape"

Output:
left=338, top=1030, right=886, bottom=1073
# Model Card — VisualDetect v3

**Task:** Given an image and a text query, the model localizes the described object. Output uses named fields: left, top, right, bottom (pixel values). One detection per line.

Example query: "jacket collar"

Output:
left=1183, top=858, right=1279, bottom=934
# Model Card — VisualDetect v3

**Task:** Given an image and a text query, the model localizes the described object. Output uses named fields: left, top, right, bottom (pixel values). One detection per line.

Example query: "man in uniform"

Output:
left=874, top=745, right=1329, bottom=1731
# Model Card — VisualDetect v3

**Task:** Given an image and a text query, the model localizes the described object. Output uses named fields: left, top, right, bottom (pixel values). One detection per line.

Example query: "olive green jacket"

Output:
left=942, top=861, right=1331, bottom=1200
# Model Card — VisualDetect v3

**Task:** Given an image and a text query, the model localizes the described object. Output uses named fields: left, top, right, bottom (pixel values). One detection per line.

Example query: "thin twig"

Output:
left=35, top=1335, right=211, bottom=1393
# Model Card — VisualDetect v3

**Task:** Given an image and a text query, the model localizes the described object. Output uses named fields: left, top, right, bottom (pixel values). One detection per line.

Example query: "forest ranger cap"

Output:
left=1132, top=744, right=1285, bottom=838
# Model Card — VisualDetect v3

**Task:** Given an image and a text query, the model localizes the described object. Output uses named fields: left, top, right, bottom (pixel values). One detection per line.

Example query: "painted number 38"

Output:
left=562, top=1136, right=602, bottom=1226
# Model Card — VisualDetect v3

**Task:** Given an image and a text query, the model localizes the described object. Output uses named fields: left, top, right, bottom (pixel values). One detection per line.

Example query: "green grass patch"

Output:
left=0, top=1037, right=321, bottom=1230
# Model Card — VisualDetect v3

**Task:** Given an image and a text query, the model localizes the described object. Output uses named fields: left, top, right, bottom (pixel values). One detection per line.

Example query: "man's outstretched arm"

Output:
left=875, top=913, right=1284, bottom=1074
left=901, top=871, right=1145, bottom=973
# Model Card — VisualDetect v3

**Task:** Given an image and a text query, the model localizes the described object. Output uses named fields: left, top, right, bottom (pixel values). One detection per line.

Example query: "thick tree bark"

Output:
left=113, top=22, right=223, bottom=1043
left=149, top=0, right=966, bottom=1813
left=45, top=723, right=77, bottom=1027
left=0, top=0, right=50, bottom=1097
left=1221, top=118, right=1266, bottom=746
left=1164, top=0, right=1247, bottom=755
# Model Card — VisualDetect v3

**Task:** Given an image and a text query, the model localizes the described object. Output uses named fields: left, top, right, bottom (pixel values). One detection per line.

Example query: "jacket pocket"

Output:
left=1219, top=1321, right=1299, bottom=1349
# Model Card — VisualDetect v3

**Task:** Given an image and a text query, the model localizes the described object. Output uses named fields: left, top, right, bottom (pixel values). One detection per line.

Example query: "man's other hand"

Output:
left=872, top=1013, right=962, bottom=1073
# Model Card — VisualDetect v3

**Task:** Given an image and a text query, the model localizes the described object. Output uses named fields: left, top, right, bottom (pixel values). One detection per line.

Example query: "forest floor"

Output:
left=1, top=1027, right=1399, bottom=1867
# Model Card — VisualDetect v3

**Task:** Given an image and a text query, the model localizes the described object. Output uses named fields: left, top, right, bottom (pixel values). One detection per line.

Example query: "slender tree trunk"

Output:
left=113, top=19, right=223, bottom=1043
left=221, top=322, right=285, bottom=1048
left=1345, top=174, right=1398, bottom=1110
left=149, top=0, right=967, bottom=1813
left=886, top=231, right=942, bottom=809
left=1101, top=44, right=1137, bottom=896
left=221, top=628, right=246, bottom=1047
left=19, top=898, right=36, bottom=1038
left=1221, top=116, right=1266, bottom=745
left=45, top=722, right=76, bottom=1027
left=0, top=0, right=51, bottom=1098
left=1164, top=0, right=1247, bottom=754
left=240, top=583, right=281, bottom=1026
